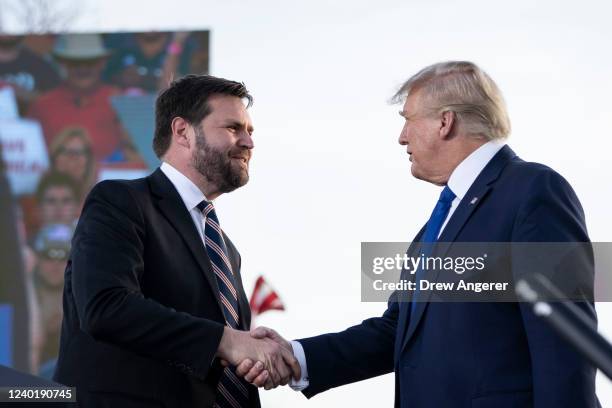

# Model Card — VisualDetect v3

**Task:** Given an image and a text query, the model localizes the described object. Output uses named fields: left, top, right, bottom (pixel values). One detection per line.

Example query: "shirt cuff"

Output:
left=289, top=340, right=310, bottom=391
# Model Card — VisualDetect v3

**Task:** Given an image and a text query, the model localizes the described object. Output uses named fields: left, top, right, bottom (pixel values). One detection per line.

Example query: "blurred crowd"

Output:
left=0, top=31, right=209, bottom=377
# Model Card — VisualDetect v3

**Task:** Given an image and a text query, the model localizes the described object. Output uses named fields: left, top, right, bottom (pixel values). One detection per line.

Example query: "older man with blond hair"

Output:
left=238, top=61, right=599, bottom=407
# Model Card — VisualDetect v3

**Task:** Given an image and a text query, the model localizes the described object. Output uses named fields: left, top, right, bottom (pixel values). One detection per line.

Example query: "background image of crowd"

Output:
left=0, top=30, right=209, bottom=378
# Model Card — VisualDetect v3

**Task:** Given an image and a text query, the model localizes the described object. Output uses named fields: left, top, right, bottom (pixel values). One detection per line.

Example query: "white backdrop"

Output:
left=25, top=0, right=611, bottom=406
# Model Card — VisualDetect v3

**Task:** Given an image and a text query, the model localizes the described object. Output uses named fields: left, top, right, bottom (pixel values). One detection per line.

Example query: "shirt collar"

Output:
left=160, top=162, right=208, bottom=212
left=447, top=140, right=505, bottom=201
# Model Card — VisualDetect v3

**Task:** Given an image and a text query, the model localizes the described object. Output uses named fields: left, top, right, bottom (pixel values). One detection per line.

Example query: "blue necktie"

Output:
left=197, top=201, right=250, bottom=408
left=410, top=186, right=456, bottom=312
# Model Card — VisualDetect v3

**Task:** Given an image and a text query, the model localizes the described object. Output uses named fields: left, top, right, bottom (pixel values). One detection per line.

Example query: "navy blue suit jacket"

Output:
left=299, top=146, right=599, bottom=408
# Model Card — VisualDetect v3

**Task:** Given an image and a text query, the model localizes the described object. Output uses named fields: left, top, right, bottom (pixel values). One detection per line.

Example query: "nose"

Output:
left=398, top=122, right=409, bottom=146
left=238, top=131, right=254, bottom=150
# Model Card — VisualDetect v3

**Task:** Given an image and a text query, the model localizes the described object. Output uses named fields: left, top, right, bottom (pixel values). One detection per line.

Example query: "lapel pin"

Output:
left=470, top=197, right=478, bottom=205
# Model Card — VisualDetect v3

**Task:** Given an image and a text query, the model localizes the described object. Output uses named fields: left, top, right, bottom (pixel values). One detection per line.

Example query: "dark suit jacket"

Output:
left=299, top=146, right=599, bottom=408
left=54, top=168, right=260, bottom=408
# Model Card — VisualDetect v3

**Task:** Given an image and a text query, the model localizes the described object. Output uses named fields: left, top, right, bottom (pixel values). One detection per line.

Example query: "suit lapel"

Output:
left=395, top=226, right=426, bottom=360
left=399, top=145, right=517, bottom=353
left=148, top=169, right=226, bottom=319
left=437, top=186, right=493, bottom=246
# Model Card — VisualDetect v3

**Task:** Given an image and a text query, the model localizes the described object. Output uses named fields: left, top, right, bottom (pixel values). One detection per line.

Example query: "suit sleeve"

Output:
left=511, top=168, right=599, bottom=407
left=297, top=294, right=398, bottom=398
left=71, top=180, right=224, bottom=380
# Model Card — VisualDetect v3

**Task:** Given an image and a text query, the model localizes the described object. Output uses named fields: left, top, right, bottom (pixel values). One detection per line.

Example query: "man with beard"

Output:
left=54, top=75, right=300, bottom=407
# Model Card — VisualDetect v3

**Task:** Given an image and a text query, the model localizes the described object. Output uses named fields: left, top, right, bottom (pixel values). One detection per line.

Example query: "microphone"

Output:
left=516, top=274, right=612, bottom=380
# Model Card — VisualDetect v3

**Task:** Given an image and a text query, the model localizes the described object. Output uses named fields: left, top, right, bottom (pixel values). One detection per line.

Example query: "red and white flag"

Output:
left=249, top=275, right=285, bottom=319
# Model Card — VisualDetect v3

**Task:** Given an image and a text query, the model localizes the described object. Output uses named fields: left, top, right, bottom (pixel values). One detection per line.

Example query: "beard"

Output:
left=192, top=126, right=250, bottom=193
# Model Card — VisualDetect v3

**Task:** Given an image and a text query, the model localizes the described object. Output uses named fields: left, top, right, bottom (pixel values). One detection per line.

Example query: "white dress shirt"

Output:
left=161, top=162, right=312, bottom=389
left=290, top=140, right=506, bottom=391
left=160, top=162, right=209, bottom=245
left=440, top=140, right=505, bottom=237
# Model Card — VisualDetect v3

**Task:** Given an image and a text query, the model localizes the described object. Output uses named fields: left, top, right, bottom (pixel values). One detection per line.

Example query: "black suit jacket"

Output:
left=54, top=169, right=260, bottom=408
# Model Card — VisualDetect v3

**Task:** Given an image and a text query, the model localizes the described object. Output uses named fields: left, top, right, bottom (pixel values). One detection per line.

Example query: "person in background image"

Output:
left=17, top=173, right=81, bottom=377
left=185, top=31, right=210, bottom=76
left=35, top=172, right=79, bottom=229
left=14, top=205, right=43, bottom=374
left=31, top=223, right=73, bottom=378
left=0, top=35, right=61, bottom=115
left=48, top=127, right=97, bottom=207
left=20, top=147, right=90, bottom=242
left=103, top=32, right=193, bottom=93
left=27, top=34, right=142, bottom=164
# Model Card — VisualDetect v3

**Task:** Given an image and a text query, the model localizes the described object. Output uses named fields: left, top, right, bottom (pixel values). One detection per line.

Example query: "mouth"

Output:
left=231, top=156, right=249, bottom=166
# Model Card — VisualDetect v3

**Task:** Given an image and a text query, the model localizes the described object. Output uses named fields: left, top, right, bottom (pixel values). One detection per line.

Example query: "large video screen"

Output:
left=0, top=30, right=209, bottom=377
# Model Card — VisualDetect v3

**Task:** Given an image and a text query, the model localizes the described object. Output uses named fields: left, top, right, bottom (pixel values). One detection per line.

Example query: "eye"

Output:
left=227, top=126, right=238, bottom=132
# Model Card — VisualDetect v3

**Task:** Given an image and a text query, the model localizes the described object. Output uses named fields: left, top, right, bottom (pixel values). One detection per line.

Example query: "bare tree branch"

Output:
left=1, top=0, right=82, bottom=33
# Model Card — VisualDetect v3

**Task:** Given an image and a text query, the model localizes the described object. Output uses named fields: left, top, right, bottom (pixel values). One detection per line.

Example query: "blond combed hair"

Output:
left=392, top=61, right=511, bottom=140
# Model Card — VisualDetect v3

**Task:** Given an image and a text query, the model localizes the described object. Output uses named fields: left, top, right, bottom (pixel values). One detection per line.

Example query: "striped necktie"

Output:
left=197, top=201, right=250, bottom=408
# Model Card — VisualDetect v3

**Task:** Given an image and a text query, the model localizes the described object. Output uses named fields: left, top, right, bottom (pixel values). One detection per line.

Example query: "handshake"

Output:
left=216, top=326, right=301, bottom=390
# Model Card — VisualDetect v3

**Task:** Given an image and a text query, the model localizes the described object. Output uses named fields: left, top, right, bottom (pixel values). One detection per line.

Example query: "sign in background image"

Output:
left=0, top=119, right=49, bottom=195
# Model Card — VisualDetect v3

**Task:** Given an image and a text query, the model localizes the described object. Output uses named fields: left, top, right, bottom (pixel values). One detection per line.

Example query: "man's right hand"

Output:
left=216, top=327, right=300, bottom=388
left=234, top=327, right=296, bottom=390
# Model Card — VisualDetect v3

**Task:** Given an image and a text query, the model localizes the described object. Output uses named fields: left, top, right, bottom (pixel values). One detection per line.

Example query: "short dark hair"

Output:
left=36, top=172, right=79, bottom=203
left=153, top=74, right=253, bottom=158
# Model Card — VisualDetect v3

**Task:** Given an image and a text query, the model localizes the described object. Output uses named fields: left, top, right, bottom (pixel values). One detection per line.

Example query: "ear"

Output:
left=170, top=117, right=191, bottom=149
left=439, top=110, right=456, bottom=139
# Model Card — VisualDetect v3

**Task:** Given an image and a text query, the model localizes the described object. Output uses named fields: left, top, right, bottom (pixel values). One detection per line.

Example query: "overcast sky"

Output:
left=5, top=0, right=611, bottom=406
